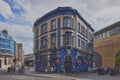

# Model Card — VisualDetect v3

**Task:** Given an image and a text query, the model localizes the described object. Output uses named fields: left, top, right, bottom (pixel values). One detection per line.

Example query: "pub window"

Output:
left=41, top=36, right=47, bottom=49
left=51, top=19, right=56, bottom=30
left=41, top=23, right=47, bottom=34
left=78, top=22, right=81, bottom=32
left=63, top=17, right=73, bottom=28
left=81, top=25, right=85, bottom=35
left=86, top=29, right=88, bottom=38
left=78, top=37, right=81, bottom=47
left=51, top=34, right=56, bottom=48
left=63, top=32, right=73, bottom=46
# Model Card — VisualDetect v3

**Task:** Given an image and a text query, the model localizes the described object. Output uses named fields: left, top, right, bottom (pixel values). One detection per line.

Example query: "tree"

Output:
left=115, top=56, right=120, bottom=65
left=115, top=49, right=120, bottom=65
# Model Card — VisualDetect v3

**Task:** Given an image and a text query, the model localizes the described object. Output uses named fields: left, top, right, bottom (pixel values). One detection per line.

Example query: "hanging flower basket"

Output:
left=88, top=61, right=91, bottom=64
left=85, top=61, right=89, bottom=64
left=37, top=59, right=40, bottom=62
left=77, top=60, right=81, bottom=65
left=55, top=59, right=60, bottom=64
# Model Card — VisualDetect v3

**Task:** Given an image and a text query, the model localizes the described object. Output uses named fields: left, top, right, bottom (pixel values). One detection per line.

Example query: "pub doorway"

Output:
left=64, top=54, right=72, bottom=73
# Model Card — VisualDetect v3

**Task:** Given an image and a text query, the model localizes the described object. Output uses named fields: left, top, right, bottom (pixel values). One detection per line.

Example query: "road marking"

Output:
left=11, top=75, right=35, bottom=80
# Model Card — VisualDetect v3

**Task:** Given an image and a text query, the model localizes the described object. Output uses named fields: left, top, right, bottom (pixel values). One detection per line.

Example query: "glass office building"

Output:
left=33, top=7, right=94, bottom=73
left=0, top=30, right=15, bottom=69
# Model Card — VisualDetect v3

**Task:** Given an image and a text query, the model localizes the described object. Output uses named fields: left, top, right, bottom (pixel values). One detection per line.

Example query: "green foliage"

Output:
left=115, top=49, right=120, bottom=65
left=72, top=69, right=77, bottom=73
left=59, top=69, right=64, bottom=73
left=115, top=56, right=120, bottom=65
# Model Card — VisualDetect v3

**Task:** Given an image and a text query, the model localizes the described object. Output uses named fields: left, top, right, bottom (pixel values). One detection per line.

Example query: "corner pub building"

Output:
left=33, top=7, right=94, bottom=73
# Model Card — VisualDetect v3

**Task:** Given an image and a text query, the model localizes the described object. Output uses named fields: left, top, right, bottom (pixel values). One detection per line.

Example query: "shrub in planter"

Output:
left=59, top=69, right=64, bottom=73
left=72, top=69, right=77, bottom=73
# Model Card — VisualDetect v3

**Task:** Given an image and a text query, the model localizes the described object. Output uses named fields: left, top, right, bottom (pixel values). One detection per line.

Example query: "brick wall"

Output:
left=94, top=34, right=120, bottom=68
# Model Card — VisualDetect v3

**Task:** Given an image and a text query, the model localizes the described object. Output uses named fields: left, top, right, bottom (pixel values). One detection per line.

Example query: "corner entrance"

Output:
left=64, top=54, right=72, bottom=73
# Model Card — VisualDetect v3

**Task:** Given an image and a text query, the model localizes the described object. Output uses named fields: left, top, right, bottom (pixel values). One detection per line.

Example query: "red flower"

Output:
left=85, top=61, right=89, bottom=64
left=89, top=61, right=91, bottom=64
left=77, top=60, right=81, bottom=65
left=55, top=59, right=60, bottom=64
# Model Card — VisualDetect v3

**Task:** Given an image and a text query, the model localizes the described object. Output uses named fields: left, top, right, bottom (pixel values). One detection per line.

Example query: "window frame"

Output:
left=40, top=36, right=47, bottom=49
left=41, top=23, right=47, bottom=34
left=51, top=19, right=56, bottom=30
left=63, top=32, right=74, bottom=46
left=51, top=33, right=56, bottom=48
left=63, top=16, right=73, bottom=28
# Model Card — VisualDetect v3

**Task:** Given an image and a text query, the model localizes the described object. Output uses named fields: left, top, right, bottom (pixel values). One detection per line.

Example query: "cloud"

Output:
left=89, top=6, right=120, bottom=31
left=0, top=22, right=33, bottom=54
left=0, top=0, right=15, bottom=19
left=0, top=0, right=120, bottom=54
left=15, top=0, right=120, bottom=30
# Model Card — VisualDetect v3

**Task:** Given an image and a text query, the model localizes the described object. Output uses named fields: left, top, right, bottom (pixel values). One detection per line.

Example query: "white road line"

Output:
left=11, top=75, right=35, bottom=80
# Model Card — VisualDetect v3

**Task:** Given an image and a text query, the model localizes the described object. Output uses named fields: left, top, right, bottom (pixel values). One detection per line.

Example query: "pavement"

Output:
left=23, top=67, right=120, bottom=80
left=24, top=68, right=74, bottom=80
left=0, top=67, right=120, bottom=80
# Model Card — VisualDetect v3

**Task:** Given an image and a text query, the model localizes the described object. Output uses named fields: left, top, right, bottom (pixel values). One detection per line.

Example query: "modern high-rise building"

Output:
left=0, top=30, right=15, bottom=69
left=33, top=7, right=94, bottom=73
left=94, top=21, right=120, bottom=68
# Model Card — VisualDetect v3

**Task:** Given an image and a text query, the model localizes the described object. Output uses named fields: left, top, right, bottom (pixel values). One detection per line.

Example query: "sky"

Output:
left=0, top=0, right=120, bottom=54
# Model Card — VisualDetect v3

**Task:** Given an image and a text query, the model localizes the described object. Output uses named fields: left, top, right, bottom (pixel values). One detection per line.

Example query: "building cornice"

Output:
left=33, top=7, right=94, bottom=32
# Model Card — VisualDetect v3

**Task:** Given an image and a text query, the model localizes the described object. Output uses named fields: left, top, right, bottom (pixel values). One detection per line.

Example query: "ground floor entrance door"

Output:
left=64, top=54, right=72, bottom=73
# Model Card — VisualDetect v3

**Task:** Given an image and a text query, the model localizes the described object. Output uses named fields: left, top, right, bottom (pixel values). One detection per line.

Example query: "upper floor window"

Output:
left=81, top=40, right=86, bottom=49
left=63, top=32, right=74, bottom=46
left=78, top=37, right=81, bottom=48
left=35, top=39, right=39, bottom=50
left=89, top=33, right=93, bottom=41
left=103, top=32, right=106, bottom=38
left=81, top=25, right=85, bottom=35
left=63, top=17, right=73, bottom=28
left=85, top=29, right=88, bottom=38
left=78, top=22, right=81, bottom=32
left=41, top=36, right=47, bottom=49
left=35, top=28, right=39, bottom=37
left=51, top=19, right=56, bottom=30
left=106, top=31, right=110, bottom=37
left=99, top=34, right=103, bottom=39
left=51, top=33, right=56, bottom=48
left=41, top=23, right=47, bottom=34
